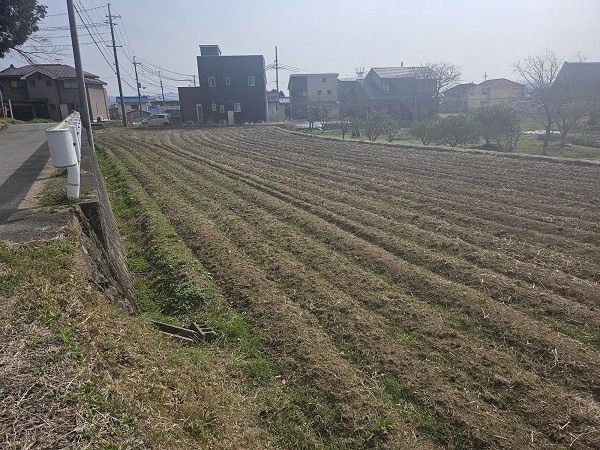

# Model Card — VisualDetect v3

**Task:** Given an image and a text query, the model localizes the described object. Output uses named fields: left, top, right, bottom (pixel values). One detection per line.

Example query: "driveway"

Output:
left=0, top=123, right=52, bottom=224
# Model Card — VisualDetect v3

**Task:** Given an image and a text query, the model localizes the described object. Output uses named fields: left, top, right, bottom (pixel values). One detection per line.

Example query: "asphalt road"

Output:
left=0, top=123, right=52, bottom=224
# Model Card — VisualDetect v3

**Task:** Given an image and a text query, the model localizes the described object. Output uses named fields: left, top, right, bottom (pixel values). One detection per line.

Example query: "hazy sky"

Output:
left=2, top=0, right=599, bottom=97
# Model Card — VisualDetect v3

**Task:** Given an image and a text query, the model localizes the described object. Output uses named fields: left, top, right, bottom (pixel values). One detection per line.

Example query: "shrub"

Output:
left=410, top=119, right=441, bottom=145
left=472, top=105, right=521, bottom=151
left=437, top=114, right=481, bottom=147
left=568, top=136, right=600, bottom=148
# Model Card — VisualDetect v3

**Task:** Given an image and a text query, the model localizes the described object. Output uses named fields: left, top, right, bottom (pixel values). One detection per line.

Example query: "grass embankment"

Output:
left=0, top=235, right=143, bottom=448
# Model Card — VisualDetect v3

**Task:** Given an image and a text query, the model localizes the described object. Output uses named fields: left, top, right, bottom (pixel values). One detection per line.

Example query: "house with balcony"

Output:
left=0, top=63, right=109, bottom=121
left=467, top=78, right=524, bottom=111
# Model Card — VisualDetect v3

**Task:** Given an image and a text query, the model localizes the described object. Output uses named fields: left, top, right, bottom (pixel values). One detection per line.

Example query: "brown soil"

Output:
left=96, top=126, right=600, bottom=449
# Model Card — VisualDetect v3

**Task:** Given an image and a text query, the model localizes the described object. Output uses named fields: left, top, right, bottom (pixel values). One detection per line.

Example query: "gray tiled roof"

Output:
left=0, top=64, right=99, bottom=80
left=371, top=67, right=435, bottom=79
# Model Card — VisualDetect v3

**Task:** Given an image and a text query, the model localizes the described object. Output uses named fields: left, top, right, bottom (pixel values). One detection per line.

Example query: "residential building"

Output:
left=266, top=90, right=290, bottom=122
left=114, top=96, right=150, bottom=122
left=114, top=96, right=149, bottom=113
left=288, top=73, right=339, bottom=120
left=178, top=86, right=202, bottom=123
left=553, top=61, right=600, bottom=101
left=0, top=63, right=109, bottom=121
left=467, top=78, right=524, bottom=111
left=439, top=82, right=476, bottom=113
left=194, top=44, right=267, bottom=124
left=345, top=66, right=439, bottom=121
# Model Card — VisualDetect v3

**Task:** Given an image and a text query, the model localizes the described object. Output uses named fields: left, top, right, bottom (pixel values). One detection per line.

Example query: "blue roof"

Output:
left=115, top=96, right=149, bottom=103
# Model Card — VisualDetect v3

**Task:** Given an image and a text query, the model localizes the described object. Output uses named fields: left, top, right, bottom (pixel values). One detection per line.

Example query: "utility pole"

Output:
left=275, top=46, right=279, bottom=120
left=275, top=46, right=279, bottom=94
left=133, top=56, right=143, bottom=119
left=159, top=71, right=166, bottom=108
left=66, top=0, right=94, bottom=150
left=107, top=3, right=127, bottom=126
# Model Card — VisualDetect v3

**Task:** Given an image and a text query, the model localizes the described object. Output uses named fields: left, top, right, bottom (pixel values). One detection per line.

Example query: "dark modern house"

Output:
left=179, top=45, right=266, bottom=124
left=0, top=64, right=109, bottom=121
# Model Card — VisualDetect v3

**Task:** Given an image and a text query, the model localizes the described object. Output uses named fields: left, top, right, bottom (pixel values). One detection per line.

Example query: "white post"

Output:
left=45, top=112, right=81, bottom=199
left=9, top=99, right=14, bottom=119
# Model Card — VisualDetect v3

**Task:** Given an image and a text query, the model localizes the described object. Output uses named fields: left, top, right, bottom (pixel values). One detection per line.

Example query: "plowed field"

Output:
left=96, top=126, right=600, bottom=449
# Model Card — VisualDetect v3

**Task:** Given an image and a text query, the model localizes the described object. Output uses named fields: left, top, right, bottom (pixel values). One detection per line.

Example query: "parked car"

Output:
left=141, top=113, right=171, bottom=127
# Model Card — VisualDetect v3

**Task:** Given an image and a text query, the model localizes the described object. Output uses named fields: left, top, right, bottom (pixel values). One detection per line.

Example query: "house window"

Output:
left=46, top=79, right=52, bottom=87
left=29, top=79, right=36, bottom=87
left=9, top=80, right=25, bottom=88
left=469, top=90, right=474, bottom=95
left=225, top=77, right=230, bottom=85
left=219, top=104, right=225, bottom=113
left=64, top=81, right=78, bottom=89
left=212, top=102, right=216, bottom=111
left=234, top=103, right=241, bottom=112
left=317, top=90, right=323, bottom=95
left=37, top=74, right=42, bottom=80
left=481, top=88, right=489, bottom=95
left=322, top=77, right=327, bottom=83
left=327, top=89, right=332, bottom=95
left=248, top=75, right=255, bottom=86
left=50, top=104, right=57, bottom=111
left=67, top=102, right=75, bottom=111
left=383, top=86, right=390, bottom=93
left=208, top=77, right=216, bottom=87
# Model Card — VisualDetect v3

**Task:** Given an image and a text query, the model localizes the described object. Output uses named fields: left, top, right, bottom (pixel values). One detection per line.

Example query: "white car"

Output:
left=141, top=113, right=171, bottom=127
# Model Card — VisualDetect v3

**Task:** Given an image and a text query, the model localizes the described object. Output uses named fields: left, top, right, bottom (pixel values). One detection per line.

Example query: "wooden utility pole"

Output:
left=66, top=0, right=94, bottom=149
left=159, top=71, right=166, bottom=107
left=107, top=3, right=127, bottom=126
left=133, top=56, right=143, bottom=119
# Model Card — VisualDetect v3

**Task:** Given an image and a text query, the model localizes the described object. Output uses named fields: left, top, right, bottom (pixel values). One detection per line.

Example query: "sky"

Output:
left=2, top=0, right=599, bottom=98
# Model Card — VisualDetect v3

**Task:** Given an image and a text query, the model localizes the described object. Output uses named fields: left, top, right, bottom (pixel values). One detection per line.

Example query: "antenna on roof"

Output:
left=483, top=71, right=488, bottom=81
left=355, top=67, right=365, bottom=79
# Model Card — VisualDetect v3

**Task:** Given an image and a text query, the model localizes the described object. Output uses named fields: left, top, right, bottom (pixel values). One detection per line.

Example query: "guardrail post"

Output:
left=45, top=112, right=81, bottom=199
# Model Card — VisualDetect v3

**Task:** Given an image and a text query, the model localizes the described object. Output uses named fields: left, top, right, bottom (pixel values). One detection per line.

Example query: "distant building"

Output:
left=0, top=63, right=109, bottom=121
left=467, top=78, right=524, bottom=111
left=288, top=73, right=339, bottom=120
left=114, top=96, right=150, bottom=121
left=553, top=61, right=600, bottom=102
left=178, top=86, right=202, bottom=123
left=340, top=66, right=438, bottom=121
left=114, top=95, right=149, bottom=113
left=439, top=82, right=476, bottom=113
left=266, top=90, right=289, bottom=122
left=191, top=44, right=267, bottom=124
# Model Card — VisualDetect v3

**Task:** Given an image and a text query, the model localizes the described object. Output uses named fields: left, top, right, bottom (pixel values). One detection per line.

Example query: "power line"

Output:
left=74, top=1, right=115, bottom=76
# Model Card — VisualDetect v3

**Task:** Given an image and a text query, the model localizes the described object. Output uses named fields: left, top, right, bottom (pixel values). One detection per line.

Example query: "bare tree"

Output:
left=425, top=61, right=462, bottom=96
left=307, top=104, right=320, bottom=131
left=338, top=110, right=352, bottom=139
left=318, top=104, right=333, bottom=134
left=513, top=50, right=563, bottom=155
left=555, top=97, right=599, bottom=146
